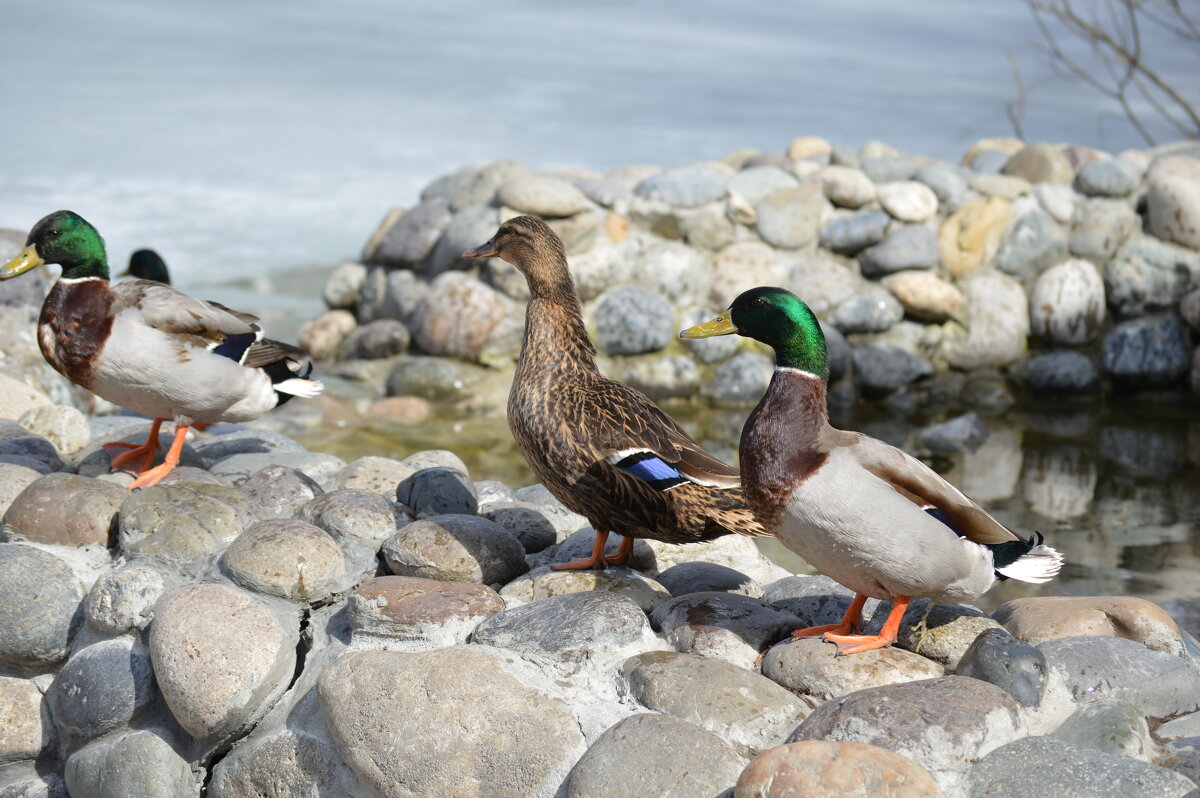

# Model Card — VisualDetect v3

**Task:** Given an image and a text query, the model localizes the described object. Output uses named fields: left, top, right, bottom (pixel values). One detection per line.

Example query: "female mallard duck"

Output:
left=464, top=215, right=766, bottom=569
left=0, top=210, right=322, bottom=489
left=123, top=249, right=171, bottom=284
left=682, top=287, right=1063, bottom=654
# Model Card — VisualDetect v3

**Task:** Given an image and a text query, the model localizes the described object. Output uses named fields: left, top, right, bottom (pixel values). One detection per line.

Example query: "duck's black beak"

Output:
left=462, top=238, right=499, bottom=259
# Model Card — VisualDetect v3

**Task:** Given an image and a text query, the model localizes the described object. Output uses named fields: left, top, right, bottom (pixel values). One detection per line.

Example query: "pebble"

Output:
left=297, top=309, right=355, bottom=360
left=0, top=463, right=41, bottom=519
left=915, top=162, right=971, bottom=211
left=678, top=202, right=735, bottom=250
left=425, top=203, right=499, bottom=275
left=385, top=355, right=498, bottom=403
left=756, top=184, right=827, bottom=249
left=0, top=544, right=82, bottom=668
left=497, top=174, right=591, bottom=218
left=319, top=647, right=583, bottom=798
left=628, top=239, right=710, bottom=305
left=83, top=561, right=167, bottom=633
left=364, top=198, right=452, bottom=267
left=784, top=255, right=859, bottom=315
left=966, top=736, right=1195, bottom=798
left=1030, top=258, right=1106, bottom=344
left=955, top=628, right=1048, bottom=708
left=564, top=713, right=745, bottom=798
left=993, top=595, right=1187, bottom=656
left=320, top=261, right=367, bottom=309
left=883, top=270, right=964, bottom=322
left=207, top=729, right=357, bottom=798
left=831, top=285, right=904, bottom=334
left=1076, top=156, right=1143, bottom=197
left=877, top=180, right=938, bottom=222
left=650, top=592, right=801, bottom=670
left=707, top=240, right=785, bottom=309
left=382, top=513, right=527, bottom=585
left=1105, top=234, right=1200, bottom=317
left=452, top=161, right=529, bottom=210
left=409, top=272, right=511, bottom=361
left=149, top=583, right=297, bottom=742
left=0, top=675, right=48, bottom=765
left=0, top=433, right=65, bottom=474
left=1003, top=142, right=1075, bottom=184
left=1069, top=198, right=1139, bottom=261
left=917, top=412, right=989, bottom=454
left=635, top=163, right=730, bottom=208
left=0, top=375, right=52, bottom=423
left=939, top=196, right=1010, bottom=277
left=16, top=405, right=88, bottom=455
left=220, top=519, right=346, bottom=602
left=1146, top=154, right=1200, bottom=249
left=350, top=575, right=504, bottom=641
left=818, top=209, right=890, bottom=254
left=572, top=176, right=631, bottom=209
left=822, top=322, right=852, bottom=383
left=500, top=566, right=671, bottom=613
left=762, top=637, right=942, bottom=701
left=64, top=730, right=195, bottom=798
left=1051, top=699, right=1153, bottom=761
left=654, top=561, right=761, bottom=598
left=342, top=317, right=410, bottom=359
left=620, top=353, right=701, bottom=400
left=994, top=208, right=1068, bottom=281
left=593, top=284, right=674, bottom=356
left=816, top=165, right=876, bottom=208
left=1102, top=314, right=1194, bottom=388
left=2, top=472, right=125, bottom=547
left=859, top=224, right=939, bottom=275
left=736, top=741, right=943, bottom=798
left=788, top=136, right=832, bottom=161
left=47, top=637, right=155, bottom=742
left=327, top=456, right=413, bottom=495
left=703, top=351, right=773, bottom=405
left=238, top=464, right=323, bottom=519
left=208, top=451, right=346, bottom=489
left=728, top=166, right=799, bottom=204
left=483, top=504, right=558, bottom=553
left=395, top=466, right=478, bottom=517
left=861, top=155, right=920, bottom=183
left=969, top=149, right=1012, bottom=174
left=942, top=272, right=1030, bottom=369
left=852, top=343, right=934, bottom=397
left=1024, top=351, right=1102, bottom=397
left=1033, top=181, right=1078, bottom=224
left=296, top=488, right=401, bottom=551
left=119, top=483, right=251, bottom=563
left=192, top=428, right=307, bottom=461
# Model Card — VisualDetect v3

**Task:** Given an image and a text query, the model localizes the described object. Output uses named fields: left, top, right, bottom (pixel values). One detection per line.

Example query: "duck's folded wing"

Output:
left=113, top=280, right=262, bottom=345
left=846, top=433, right=1018, bottom=545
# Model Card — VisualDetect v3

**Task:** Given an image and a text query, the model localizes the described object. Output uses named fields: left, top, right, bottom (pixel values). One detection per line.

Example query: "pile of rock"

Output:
left=0, top=414, right=1198, bottom=797
left=304, top=136, right=1200, bottom=410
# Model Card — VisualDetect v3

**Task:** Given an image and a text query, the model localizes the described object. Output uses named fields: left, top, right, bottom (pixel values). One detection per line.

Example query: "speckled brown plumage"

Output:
left=475, top=216, right=766, bottom=546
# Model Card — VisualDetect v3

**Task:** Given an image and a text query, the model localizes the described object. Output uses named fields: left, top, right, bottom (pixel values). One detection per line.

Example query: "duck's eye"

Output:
left=750, top=298, right=765, bottom=307
left=48, top=229, right=60, bottom=238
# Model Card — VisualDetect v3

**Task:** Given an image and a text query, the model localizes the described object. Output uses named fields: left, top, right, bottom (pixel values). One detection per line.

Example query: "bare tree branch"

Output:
left=1006, top=51, right=1028, bottom=140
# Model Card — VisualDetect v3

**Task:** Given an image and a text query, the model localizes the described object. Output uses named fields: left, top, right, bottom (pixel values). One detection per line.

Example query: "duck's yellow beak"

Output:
left=680, top=311, right=738, bottom=339
left=0, top=245, right=44, bottom=280
left=462, top=238, right=499, bottom=259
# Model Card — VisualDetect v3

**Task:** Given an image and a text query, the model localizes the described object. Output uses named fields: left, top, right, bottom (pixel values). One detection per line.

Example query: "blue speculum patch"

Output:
left=614, top=451, right=687, bottom=491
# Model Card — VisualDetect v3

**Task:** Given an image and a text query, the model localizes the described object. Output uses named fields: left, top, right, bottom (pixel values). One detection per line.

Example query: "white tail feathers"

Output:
left=274, top=378, right=324, bottom=398
left=996, top=543, right=1064, bottom=584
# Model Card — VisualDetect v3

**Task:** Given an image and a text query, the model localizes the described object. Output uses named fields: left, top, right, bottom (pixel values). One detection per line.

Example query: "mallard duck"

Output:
left=0, top=210, right=323, bottom=489
left=463, top=216, right=767, bottom=569
left=122, top=249, right=171, bottom=284
left=682, top=287, right=1063, bottom=654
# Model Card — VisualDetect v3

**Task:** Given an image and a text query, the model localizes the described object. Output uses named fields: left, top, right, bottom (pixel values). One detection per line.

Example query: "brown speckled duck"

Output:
left=464, top=216, right=767, bottom=569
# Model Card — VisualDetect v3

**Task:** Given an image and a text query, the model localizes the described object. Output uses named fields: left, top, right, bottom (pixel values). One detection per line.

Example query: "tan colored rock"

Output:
left=410, top=272, right=512, bottom=361
left=877, top=181, right=939, bottom=223
left=736, top=741, right=943, bottom=798
left=1002, top=142, right=1075, bottom=184
left=0, top=374, right=51, bottom=422
left=496, top=174, right=590, bottom=218
left=883, top=271, right=964, bottom=322
left=1029, top=258, right=1106, bottom=344
left=993, top=596, right=1187, bottom=656
left=941, top=272, right=1029, bottom=369
left=816, top=166, right=876, bottom=209
left=971, top=173, right=1032, bottom=200
left=298, top=310, right=356, bottom=361
left=220, top=519, right=346, bottom=602
left=709, top=241, right=784, bottom=308
left=787, top=136, right=832, bottom=161
left=938, top=196, right=1011, bottom=277
left=604, top=211, right=628, bottom=243
left=785, top=256, right=860, bottom=316
left=761, top=638, right=943, bottom=701
left=500, top=567, right=671, bottom=613
left=369, top=396, right=432, bottom=423
left=0, top=676, right=48, bottom=765
left=962, top=137, right=1024, bottom=166
left=1146, top=154, right=1200, bottom=249
left=3, top=472, right=125, bottom=547
left=350, top=575, right=504, bottom=637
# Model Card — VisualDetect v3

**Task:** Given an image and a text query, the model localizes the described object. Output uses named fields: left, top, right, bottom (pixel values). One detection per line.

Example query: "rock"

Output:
left=791, top=676, right=1026, bottom=795
left=297, top=309, right=355, bottom=361
left=0, top=545, right=81, bottom=668
left=385, top=355, right=497, bottom=403
left=943, top=272, right=1029, bottom=369
left=482, top=505, right=558, bottom=553
left=16, top=405, right=88, bottom=455
left=861, top=156, right=920, bottom=183
left=816, top=166, right=876, bottom=208
left=788, top=136, right=832, bottom=161
left=239, top=465, right=323, bottom=519
left=966, top=736, right=1195, bottom=798
left=651, top=592, right=801, bottom=670
left=956, top=628, right=1048, bottom=708
left=708, top=241, right=784, bottom=309
left=1070, top=198, right=1139, bottom=261
left=729, top=167, right=799, bottom=204
left=350, top=575, right=504, bottom=642
left=47, top=637, right=155, bottom=741
left=573, top=177, right=631, bottom=209
left=382, top=514, right=527, bottom=585
left=191, top=429, right=306, bottom=460
left=679, top=202, right=735, bottom=250
left=819, top=209, right=890, bottom=255
left=1021, top=446, right=1097, bottom=520
left=1147, top=154, right=1200, bottom=249
left=994, top=209, right=1069, bottom=281
left=0, top=676, right=49, bottom=765
left=704, top=352, right=774, bottom=405
left=762, top=637, right=943, bottom=701
left=1024, top=351, right=1103, bottom=397
left=0, top=375, right=51, bottom=422
left=1157, top=713, right=1200, bottom=742
left=831, top=285, right=904, bottom=334
left=84, top=561, right=166, bottom=634
left=1003, top=142, right=1075, bottom=184
left=321, top=261, right=367, bottom=309
left=620, top=353, right=701, bottom=400
left=500, top=567, right=671, bottom=613
left=497, top=175, right=591, bottom=218
left=939, top=196, right=1010, bottom=277
left=993, top=596, right=1187, bottom=656
left=860, top=225, right=939, bottom=276
left=421, top=165, right=478, bottom=203
left=860, top=140, right=900, bottom=160
left=877, top=181, right=938, bottom=223
left=1029, top=258, right=1106, bottom=345
left=328, top=457, right=413, bottom=496
left=1102, top=314, right=1194, bottom=388
left=296, top=488, right=401, bottom=550
left=852, top=343, right=933, bottom=397
left=1051, top=699, right=1153, bottom=761
left=635, top=163, right=730, bottom=208
left=655, top=561, right=761, bottom=598
left=452, top=161, right=529, bottom=210
left=511, top=484, right=589, bottom=538
left=784, top=255, right=860, bottom=316
left=1105, top=235, right=1200, bottom=317
left=426, top=203, right=500, bottom=275
left=379, top=268, right=428, bottom=325
left=207, top=729, right=357, bottom=798
left=2, top=472, right=124, bottom=547
left=64, top=731, right=195, bottom=798
left=883, top=271, right=964, bottom=322
left=342, top=318, right=410, bottom=359
left=917, top=412, right=989, bottom=454
left=410, top=272, right=510, bottom=361
left=370, top=395, right=433, bottom=424
left=592, top=284, right=673, bottom=356
left=736, top=741, right=944, bottom=798
left=1076, top=157, right=1143, bottom=197
left=209, top=451, right=346, bottom=489
left=220, top=519, right=346, bottom=602
left=627, top=240, right=709, bottom=305
left=395, top=467, right=478, bottom=518
left=119, top=483, right=253, bottom=562
left=0, top=463, right=40, bottom=519
left=565, top=713, right=744, bottom=798
left=822, top=323, right=851, bottom=383
left=915, top=163, right=971, bottom=211
left=319, top=647, right=583, bottom=798
left=755, top=184, right=826, bottom=250
left=363, top=198, right=453, bottom=267
left=150, top=583, right=297, bottom=742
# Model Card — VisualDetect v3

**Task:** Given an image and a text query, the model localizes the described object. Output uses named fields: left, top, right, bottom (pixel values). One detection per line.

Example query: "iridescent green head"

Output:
left=125, top=249, right=170, bottom=284
left=1, top=211, right=109, bottom=281
left=681, top=286, right=829, bottom=378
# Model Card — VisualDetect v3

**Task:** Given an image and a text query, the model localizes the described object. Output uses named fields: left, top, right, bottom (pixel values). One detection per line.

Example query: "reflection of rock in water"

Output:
left=1094, top=479, right=1193, bottom=548
left=955, top=424, right=1022, bottom=503
left=1022, top=446, right=1097, bottom=521
left=1098, top=426, right=1185, bottom=479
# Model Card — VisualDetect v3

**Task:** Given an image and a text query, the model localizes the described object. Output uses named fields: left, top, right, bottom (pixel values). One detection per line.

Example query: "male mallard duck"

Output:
left=463, top=216, right=767, bottom=569
left=682, top=287, right=1063, bottom=654
left=122, top=249, right=171, bottom=284
left=0, top=211, right=322, bottom=489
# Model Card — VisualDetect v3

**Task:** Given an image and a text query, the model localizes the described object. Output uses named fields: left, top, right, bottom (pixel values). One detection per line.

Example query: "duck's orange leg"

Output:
left=825, top=595, right=911, bottom=655
left=127, top=424, right=189, bottom=490
left=107, top=418, right=164, bottom=473
left=602, top=535, right=635, bottom=566
left=790, top=593, right=868, bottom=639
left=552, top=529, right=619, bottom=571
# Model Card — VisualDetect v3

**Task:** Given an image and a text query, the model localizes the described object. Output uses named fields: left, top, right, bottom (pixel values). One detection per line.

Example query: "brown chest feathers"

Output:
left=37, top=279, right=114, bottom=389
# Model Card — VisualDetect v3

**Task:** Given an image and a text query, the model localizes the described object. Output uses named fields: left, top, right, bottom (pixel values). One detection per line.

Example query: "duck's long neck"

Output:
left=516, top=256, right=596, bottom=380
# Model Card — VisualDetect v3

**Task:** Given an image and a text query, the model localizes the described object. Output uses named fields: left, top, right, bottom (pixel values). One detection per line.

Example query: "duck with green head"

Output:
left=122, top=248, right=171, bottom=284
left=1, top=210, right=322, bottom=489
left=682, top=287, right=1063, bottom=655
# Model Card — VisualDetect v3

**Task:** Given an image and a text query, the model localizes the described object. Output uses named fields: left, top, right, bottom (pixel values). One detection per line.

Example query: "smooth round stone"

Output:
left=634, top=163, right=730, bottom=208
left=364, top=199, right=452, bottom=266
left=955, top=628, right=1047, bottom=708
left=296, top=489, right=401, bottom=547
left=482, top=505, right=557, bottom=553
left=761, top=575, right=866, bottom=628
left=150, top=583, right=297, bottom=742
left=651, top=592, right=801, bottom=670
left=1106, top=234, right=1200, bottom=317
left=755, top=184, right=826, bottom=249
left=622, top=651, right=810, bottom=757
left=119, top=483, right=251, bottom=562
left=630, top=240, right=709, bottom=306
left=819, top=209, right=890, bottom=254
left=874, top=599, right=1003, bottom=668
left=860, top=139, right=900, bottom=160
left=399, top=449, right=470, bottom=475
left=816, top=165, right=875, bottom=208
left=496, top=174, right=590, bottom=217
left=1076, top=157, right=1143, bottom=197
left=191, top=428, right=307, bottom=461
left=1147, top=154, right=1200, bottom=249
left=1033, top=182, right=1077, bottom=224
left=298, top=309, right=355, bottom=360
left=0, top=433, right=63, bottom=474
left=655, top=561, right=761, bottom=598
left=708, top=241, right=784, bottom=308
left=376, top=268, right=428, bottom=325
left=1069, top=198, right=1139, bottom=261
left=84, top=562, right=167, bottom=634
left=500, top=566, right=671, bottom=613
left=0, top=676, right=48, bottom=765
left=572, top=176, right=631, bottom=208
left=969, top=151, right=1014, bottom=175
left=852, top=343, right=934, bottom=397
left=395, top=467, right=478, bottom=519
left=994, top=208, right=1069, bottom=281
left=737, top=741, right=943, bottom=798
left=942, top=273, right=1030, bottom=369
left=1102, top=315, right=1193, bottom=388
left=3, top=472, right=125, bottom=547
left=421, top=164, right=478, bottom=202
left=209, top=452, right=346, bottom=490
left=385, top=354, right=497, bottom=404
left=239, top=465, right=323, bottom=519
left=350, top=575, right=504, bottom=639
left=785, top=255, right=859, bottom=316
left=382, top=514, right=527, bottom=585
left=762, top=637, right=941, bottom=701
left=883, top=270, right=964, bottom=322
left=831, top=285, right=904, bottom=334
left=1051, top=699, right=1152, bottom=760
left=861, top=155, right=920, bottom=183
left=451, top=160, right=529, bottom=210
left=593, top=285, right=673, bottom=356
left=620, top=354, right=701, bottom=400
left=1030, top=259, right=1106, bottom=344
left=973, top=172, right=1034, bottom=199
left=915, top=162, right=971, bottom=210
left=320, top=648, right=583, bottom=797
left=967, top=736, right=1195, bottom=798
left=788, top=136, right=832, bottom=161
left=994, top=595, right=1187, bottom=656
left=939, top=196, right=1010, bottom=277
left=208, top=729, right=358, bottom=798
left=47, top=638, right=155, bottom=741
left=17, top=405, right=88, bottom=456
left=426, top=203, right=500, bottom=275
left=860, top=224, right=938, bottom=276
left=64, top=730, right=194, bottom=798
left=1003, top=142, right=1074, bottom=184
left=877, top=180, right=938, bottom=222
left=729, top=166, right=799, bottom=204
left=329, top=456, right=415, bottom=495
left=342, top=318, right=409, bottom=360
left=703, top=351, right=773, bottom=406
left=410, top=272, right=511, bottom=361
left=0, top=544, right=82, bottom=668
left=221, top=519, right=346, bottom=602
left=822, top=323, right=851, bottom=384
left=917, top=412, right=988, bottom=454
left=0, top=462, right=46, bottom=520
left=1025, top=351, right=1102, bottom=397
left=0, top=376, right=52, bottom=424
left=321, top=261, right=366, bottom=309
left=566, top=713, right=744, bottom=798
